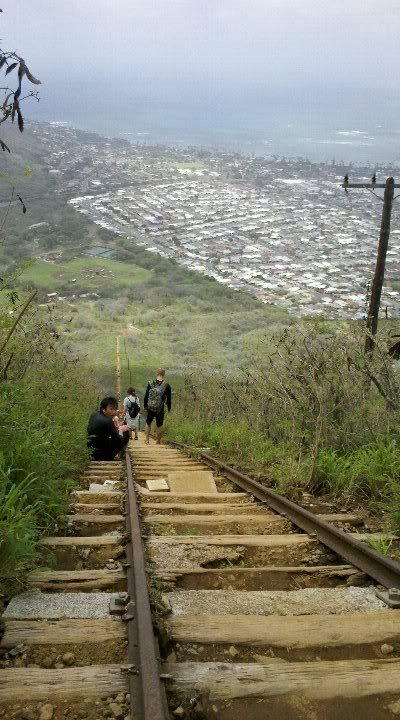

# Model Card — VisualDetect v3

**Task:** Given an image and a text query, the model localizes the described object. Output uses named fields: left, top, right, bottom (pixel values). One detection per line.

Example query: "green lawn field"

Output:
left=21, top=256, right=151, bottom=292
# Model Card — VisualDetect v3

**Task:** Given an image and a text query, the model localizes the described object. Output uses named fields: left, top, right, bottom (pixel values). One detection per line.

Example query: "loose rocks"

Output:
left=109, top=704, right=124, bottom=719
left=165, top=586, right=388, bottom=617
left=39, top=705, right=54, bottom=720
left=4, top=592, right=120, bottom=620
left=62, top=652, right=75, bottom=666
left=381, top=643, right=395, bottom=655
left=21, top=710, right=34, bottom=720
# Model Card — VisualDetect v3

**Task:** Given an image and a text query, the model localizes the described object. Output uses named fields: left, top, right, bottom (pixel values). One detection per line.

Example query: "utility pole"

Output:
left=116, top=335, right=121, bottom=403
left=341, top=175, right=400, bottom=352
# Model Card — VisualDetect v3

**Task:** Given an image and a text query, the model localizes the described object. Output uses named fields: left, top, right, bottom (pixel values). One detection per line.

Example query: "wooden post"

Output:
left=341, top=177, right=400, bottom=353
left=365, top=176, right=395, bottom=353
left=116, top=335, right=121, bottom=403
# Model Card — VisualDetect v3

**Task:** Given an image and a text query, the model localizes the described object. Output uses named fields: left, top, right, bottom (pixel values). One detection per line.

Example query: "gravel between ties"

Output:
left=164, top=586, right=389, bottom=617
left=4, top=592, right=121, bottom=619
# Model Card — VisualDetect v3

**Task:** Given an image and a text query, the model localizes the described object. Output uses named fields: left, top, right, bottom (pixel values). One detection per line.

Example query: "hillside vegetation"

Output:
left=0, top=285, right=98, bottom=597
left=165, top=321, right=400, bottom=537
left=0, top=125, right=93, bottom=265
left=19, top=236, right=289, bottom=389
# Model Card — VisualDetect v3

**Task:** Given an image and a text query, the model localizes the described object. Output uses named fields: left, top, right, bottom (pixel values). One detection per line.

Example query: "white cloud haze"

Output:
left=2, top=1, right=399, bottom=135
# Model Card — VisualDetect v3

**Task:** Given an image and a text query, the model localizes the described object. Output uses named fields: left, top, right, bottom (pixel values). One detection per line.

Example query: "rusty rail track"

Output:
left=169, top=442, right=400, bottom=589
left=118, top=335, right=168, bottom=719
left=125, top=450, right=168, bottom=720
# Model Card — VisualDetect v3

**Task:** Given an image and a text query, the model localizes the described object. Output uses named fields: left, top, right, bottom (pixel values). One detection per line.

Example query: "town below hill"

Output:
left=27, top=121, right=400, bottom=320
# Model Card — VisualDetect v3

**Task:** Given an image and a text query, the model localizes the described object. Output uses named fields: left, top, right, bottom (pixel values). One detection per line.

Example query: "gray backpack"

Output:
left=147, top=380, right=166, bottom=413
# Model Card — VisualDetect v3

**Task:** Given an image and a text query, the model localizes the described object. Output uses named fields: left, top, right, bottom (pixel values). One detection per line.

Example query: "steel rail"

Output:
left=170, top=441, right=400, bottom=590
left=124, top=450, right=168, bottom=720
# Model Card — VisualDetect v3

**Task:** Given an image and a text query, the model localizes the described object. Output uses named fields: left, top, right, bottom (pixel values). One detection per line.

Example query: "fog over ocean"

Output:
left=28, top=93, right=400, bottom=166
left=6, top=0, right=399, bottom=165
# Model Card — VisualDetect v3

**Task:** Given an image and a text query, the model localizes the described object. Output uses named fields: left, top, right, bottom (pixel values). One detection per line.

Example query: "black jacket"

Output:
left=87, top=410, right=123, bottom=461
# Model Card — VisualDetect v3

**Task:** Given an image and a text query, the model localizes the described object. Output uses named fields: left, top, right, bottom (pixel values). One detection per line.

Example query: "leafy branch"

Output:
left=0, top=49, right=40, bottom=145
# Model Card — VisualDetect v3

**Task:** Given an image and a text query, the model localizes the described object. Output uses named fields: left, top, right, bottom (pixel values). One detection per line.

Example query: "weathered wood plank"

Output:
left=73, top=503, right=121, bottom=513
left=64, top=514, right=124, bottom=536
left=148, top=534, right=314, bottom=547
left=145, top=514, right=276, bottom=523
left=1, top=619, right=126, bottom=647
left=138, top=492, right=249, bottom=503
left=168, top=610, right=400, bottom=647
left=0, top=665, right=128, bottom=701
left=29, top=569, right=124, bottom=581
left=82, top=474, right=122, bottom=480
left=134, top=470, right=206, bottom=478
left=133, top=460, right=203, bottom=466
left=65, top=514, right=124, bottom=524
left=84, top=468, right=122, bottom=475
left=148, top=532, right=393, bottom=547
left=131, top=450, right=183, bottom=454
left=28, top=569, right=126, bottom=592
left=145, top=514, right=287, bottom=535
left=41, top=535, right=121, bottom=547
left=140, top=502, right=255, bottom=514
left=164, top=658, right=400, bottom=701
left=72, top=490, right=122, bottom=503
left=145, top=514, right=364, bottom=535
left=140, top=505, right=363, bottom=526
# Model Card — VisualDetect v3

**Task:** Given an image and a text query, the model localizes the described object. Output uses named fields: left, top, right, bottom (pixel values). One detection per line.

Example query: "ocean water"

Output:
left=28, top=99, right=400, bottom=166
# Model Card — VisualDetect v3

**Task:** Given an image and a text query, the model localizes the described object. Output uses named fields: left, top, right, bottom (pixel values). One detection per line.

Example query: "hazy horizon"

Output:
left=5, top=1, right=400, bottom=162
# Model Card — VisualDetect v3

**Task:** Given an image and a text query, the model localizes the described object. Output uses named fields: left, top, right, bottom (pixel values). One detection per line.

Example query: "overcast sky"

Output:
left=2, top=1, right=399, bottom=125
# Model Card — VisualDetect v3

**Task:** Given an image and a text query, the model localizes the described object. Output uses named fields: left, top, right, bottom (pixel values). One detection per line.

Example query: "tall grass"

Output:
left=0, top=470, right=40, bottom=590
left=0, top=295, right=98, bottom=597
left=315, top=443, right=400, bottom=501
left=165, top=322, right=400, bottom=522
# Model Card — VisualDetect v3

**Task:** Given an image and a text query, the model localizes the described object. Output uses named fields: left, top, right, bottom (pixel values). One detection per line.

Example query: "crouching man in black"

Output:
left=87, top=396, right=127, bottom=461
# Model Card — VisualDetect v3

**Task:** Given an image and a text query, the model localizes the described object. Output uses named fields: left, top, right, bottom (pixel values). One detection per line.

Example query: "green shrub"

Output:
left=315, top=443, right=400, bottom=501
left=165, top=322, right=400, bottom=515
left=0, top=468, right=40, bottom=594
left=0, top=294, right=98, bottom=597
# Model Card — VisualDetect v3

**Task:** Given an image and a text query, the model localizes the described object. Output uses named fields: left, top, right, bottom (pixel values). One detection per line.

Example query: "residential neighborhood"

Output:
left=34, top=122, right=400, bottom=318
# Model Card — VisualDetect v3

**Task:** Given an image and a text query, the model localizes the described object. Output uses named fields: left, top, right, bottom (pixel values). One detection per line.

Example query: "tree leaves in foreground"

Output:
left=0, top=49, right=41, bottom=147
left=0, top=11, right=42, bottom=253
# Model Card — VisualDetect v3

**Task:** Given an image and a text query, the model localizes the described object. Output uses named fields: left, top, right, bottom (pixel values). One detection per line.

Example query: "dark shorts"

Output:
left=146, top=408, right=165, bottom=427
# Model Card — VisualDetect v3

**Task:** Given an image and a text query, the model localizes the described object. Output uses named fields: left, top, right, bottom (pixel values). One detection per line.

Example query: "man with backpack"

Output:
left=123, top=387, right=141, bottom=440
left=144, top=368, right=172, bottom=445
